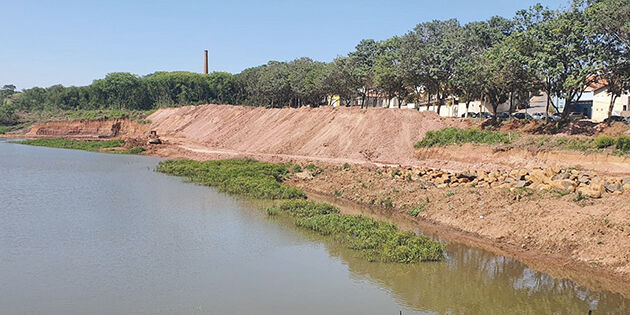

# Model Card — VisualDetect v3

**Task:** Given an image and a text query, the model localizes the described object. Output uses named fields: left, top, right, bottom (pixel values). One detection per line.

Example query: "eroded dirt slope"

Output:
left=23, top=118, right=147, bottom=140
left=147, top=105, right=472, bottom=165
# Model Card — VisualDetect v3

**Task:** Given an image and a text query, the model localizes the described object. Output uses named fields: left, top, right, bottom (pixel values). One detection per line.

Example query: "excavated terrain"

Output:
left=10, top=104, right=630, bottom=297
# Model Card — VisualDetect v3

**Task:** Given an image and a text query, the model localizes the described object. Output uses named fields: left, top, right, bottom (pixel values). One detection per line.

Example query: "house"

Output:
left=555, top=81, right=630, bottom=122
left=591, top=83, right=630, bottom=122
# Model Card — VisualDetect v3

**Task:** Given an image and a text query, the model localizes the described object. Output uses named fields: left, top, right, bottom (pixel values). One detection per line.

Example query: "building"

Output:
left=555, top=82, right=630, bottom=122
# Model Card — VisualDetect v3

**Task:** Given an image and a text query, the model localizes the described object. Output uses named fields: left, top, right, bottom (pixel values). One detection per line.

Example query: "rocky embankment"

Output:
left=410, top=167, right=630, bottom=198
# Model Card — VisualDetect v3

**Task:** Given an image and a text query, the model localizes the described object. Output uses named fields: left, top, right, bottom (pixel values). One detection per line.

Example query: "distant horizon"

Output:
left=2, top=0, right=568, bottom=90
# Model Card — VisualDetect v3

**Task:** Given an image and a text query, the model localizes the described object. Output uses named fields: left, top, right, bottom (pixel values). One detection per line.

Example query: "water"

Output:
left=1, top=139, right=628, bottom=314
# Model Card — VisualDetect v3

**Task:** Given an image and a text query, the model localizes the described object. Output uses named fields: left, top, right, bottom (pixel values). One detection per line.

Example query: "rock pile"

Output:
left=400, top=167, right=630, bottom=198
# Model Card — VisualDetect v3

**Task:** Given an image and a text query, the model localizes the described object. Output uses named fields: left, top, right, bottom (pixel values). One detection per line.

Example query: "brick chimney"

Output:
left=203, top=50, right=208, bottom=74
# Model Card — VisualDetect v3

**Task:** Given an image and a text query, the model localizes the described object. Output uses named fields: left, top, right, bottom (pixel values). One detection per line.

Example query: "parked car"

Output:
left=603, top=115, right=626, bottom=123
left=497, top=112, right=510, bottom=119
left=512, top=112, right=533, bottom=120
left=531, top=112, right=545, bottom=120
left=568, top=112, right=587, bottom=120
left=479, top=112, right=493, bottom=119
left=549, top=114, right=562, bottom=121
left=461, top=112, right=478, bottom=118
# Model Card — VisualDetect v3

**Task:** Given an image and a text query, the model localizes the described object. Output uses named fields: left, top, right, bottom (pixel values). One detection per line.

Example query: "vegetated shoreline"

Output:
left=5, top=106, right=630, bottom=298
left=155, top=159, right=445, bottom=263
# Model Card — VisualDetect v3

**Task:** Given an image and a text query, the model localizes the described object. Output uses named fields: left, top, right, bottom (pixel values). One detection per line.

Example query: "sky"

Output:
left=1, top=0, right=569, bottom=89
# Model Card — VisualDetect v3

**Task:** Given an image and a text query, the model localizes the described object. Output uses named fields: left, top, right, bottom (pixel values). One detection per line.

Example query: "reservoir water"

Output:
left=1, top=139, right=628, bottom=314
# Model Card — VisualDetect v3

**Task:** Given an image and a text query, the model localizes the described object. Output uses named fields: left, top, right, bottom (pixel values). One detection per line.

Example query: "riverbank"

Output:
left=5, top=104, right=630, bottom=299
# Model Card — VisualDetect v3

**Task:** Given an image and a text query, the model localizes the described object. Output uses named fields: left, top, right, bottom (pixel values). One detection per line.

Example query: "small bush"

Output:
left=415, top=128, right=512, bottom=148
left=343, top=162, right=351, bottom=170
left=408, top=203, right=425, bottom=217
left=593, top=136, right=616, bottom=148
left=334, top=189, right=342, bottom=197
left=616, top=136, right=630, bottom=153
left=391, top=169, right=402, bottom=178
left=292, top=164, right=303, bottom=173
left=380, top=197, right=394, bottom=208
left=304, top=164, right=322, bottom=175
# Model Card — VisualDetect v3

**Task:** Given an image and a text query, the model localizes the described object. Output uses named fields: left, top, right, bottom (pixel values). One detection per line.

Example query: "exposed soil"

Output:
left=287, top=164, right=630, bottom=299
left=8, top=104, right=630, bottom=298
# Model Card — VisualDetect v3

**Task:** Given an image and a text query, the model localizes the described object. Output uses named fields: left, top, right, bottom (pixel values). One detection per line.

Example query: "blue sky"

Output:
left=2, top=0, right=569, bottom=89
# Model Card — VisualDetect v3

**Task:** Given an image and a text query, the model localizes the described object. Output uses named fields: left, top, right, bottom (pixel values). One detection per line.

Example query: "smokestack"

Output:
left=203, top=50, right=209, bottom=74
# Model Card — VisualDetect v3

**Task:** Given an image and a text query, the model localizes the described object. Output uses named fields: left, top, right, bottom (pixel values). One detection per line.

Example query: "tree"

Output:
left=453, top=18, right=514, bottom=115
left=373, top=37, right=407, bottom=108
left=348, top=39, right=379, bottom=108
left=400, top=19, right=462, bottom=114
left=524, top=5, right=605, bottom=120
left=583, top=0, right=630, bottom=123
left=480, top=32, right=536, bottom=118
left=325, top=57, right=361, bottom=106
left=92, top=73, right=149, bottom=110
left=287, top=57, right=327, bottom=106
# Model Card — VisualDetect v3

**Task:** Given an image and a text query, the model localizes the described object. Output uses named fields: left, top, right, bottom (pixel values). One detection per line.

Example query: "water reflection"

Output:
left=272, top=210, right=629, bottom=314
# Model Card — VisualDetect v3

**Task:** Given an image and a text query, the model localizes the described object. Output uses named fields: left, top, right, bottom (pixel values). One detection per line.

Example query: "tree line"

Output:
left=1, top=0, right=627, bottom=125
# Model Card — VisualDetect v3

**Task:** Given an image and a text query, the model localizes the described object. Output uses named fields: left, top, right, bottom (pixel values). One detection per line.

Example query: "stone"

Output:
left=515, top=180, right=528, bottom=188
left=578, top=183, right=604, bottom=198
left=552, top=172, right=571, bottom=181
left=622, top=177, right=630, bottom=185
left=578, top=176, right=590, bottom=184
left=551, top=179, right=576, bottom=192
left=604, top=181, right=623, bottom=193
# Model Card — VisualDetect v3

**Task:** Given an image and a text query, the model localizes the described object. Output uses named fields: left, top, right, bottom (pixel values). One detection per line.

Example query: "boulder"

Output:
left=578, top=183, right=604, bottom=198
left=622, top=177, right=630, bottom=185
left=551, top=179, right=576, bottom=192
left=604, top=181, right=624, bottom=193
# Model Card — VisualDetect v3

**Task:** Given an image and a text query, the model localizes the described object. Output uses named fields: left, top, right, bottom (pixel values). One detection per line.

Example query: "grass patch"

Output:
left=109, top=147, right=146, bottom=155
left=18, top=138, right=124, bottom=151
left=617, top=136, right=630, bottom=154
left=408, top=203, right=425, bottom=217
left=156, top=159, right=305, bottom=200
left=416, top=128, right=513, bottom=148
left=267, top=200, right=444, bottom=263
left=593, top=136, right=616, bottom=148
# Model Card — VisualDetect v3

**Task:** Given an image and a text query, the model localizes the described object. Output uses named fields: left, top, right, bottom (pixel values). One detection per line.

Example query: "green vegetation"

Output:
left=109, top=147, right=146, bottom=155
left=408, top=203, right=425, bottom=217
left=593, top=136, right=616, bottom=148
left=343, top=163, right=351, bottom=171
left=18, top=138, right=124, bottom=151
left=380, top=197, right=394, bottom=208
left=391, top=169, right=402, bottom=178
left=617, top=136, right=630, bottom=153
left=267, top=200, right=444, bottom=263
left=416, top=128, right=512, bottom=148
left=156, top=159, right=305, bottom=200
left=304, top=163, right=323, bottom=175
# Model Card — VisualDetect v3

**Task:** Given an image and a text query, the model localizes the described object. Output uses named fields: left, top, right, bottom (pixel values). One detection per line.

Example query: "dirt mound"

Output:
left=147, top=105, right=472, bottom=165
left=24, top=118, right=147, bottom=140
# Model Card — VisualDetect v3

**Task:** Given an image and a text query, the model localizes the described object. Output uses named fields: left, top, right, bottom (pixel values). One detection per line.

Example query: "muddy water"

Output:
left=1, top=139, right=628, bottom=314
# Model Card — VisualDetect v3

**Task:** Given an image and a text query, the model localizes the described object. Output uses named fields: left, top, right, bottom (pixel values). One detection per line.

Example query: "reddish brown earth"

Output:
left=8, top=104, right=630, bottom=297
left=21, top=118, right=147, bottom=140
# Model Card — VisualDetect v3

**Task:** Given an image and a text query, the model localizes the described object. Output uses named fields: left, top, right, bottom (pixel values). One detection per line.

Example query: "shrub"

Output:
left=269, top=200, right=444, bottom=263
left=415, top=128, right=512, bottom=148
left=292, top=164, right=303, bottom=173
left=616, top=136, right=630, bottom=153
left=593, top=136, right=616, bottom=148
left=343, top=162, right=351, bottom=170
left=408, top=203, right=425, bottom=217
left=391, top=169, right=402, bottom=178
left=380, top=197, right=393, bottom=208
left=304, top=163, right=322, bottom=175
left=156, top=159, right=306, bottom=199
